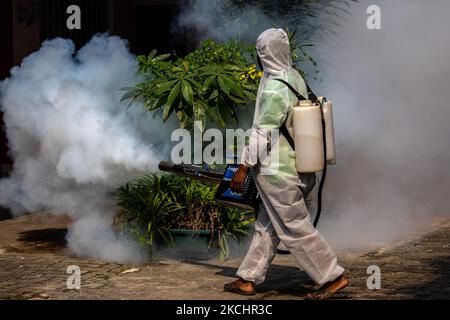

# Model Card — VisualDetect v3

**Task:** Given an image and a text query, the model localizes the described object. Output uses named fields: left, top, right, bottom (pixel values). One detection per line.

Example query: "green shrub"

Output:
left=121, top=39, right=261, bottom=131
left=122, top=32, right=316, bottom=130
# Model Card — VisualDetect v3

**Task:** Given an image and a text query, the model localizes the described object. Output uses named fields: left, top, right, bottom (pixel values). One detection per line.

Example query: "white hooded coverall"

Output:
left=237, top=28, right=344, bottom=286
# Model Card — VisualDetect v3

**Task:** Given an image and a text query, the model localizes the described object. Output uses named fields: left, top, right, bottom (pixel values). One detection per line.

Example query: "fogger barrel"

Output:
left=158, top=161, right=223, bottom=183
left=290, top=99, right=336, bottom=173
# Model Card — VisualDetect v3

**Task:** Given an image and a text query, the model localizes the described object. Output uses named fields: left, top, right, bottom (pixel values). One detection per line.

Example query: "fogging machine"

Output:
left=158, top=161, right=259, bottom=211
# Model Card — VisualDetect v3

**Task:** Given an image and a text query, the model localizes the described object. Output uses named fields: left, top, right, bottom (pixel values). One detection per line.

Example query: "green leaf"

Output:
left=203, top=75, right=217, bottom=90
left=176, top=110, right=190, bottom=128
left=201, top=101, right=225, bottom=128
left=227, top=94, right=245, bottom=105
left=218, top=97, right=238, bottom=126
left=198, top=65, right=219, bottom=75
left=186, top=78, right=203, bottom=91
left=166, top=81, right=181, bottom=109
left=156, top=53, right=171, bottom=61
left=181, top=80, right=194, bottom=106
left=222, top=64, right=243, bottom=72
left=163, top=103, right=175, bottom=122
left=119, top=86, right=138, bottom=92
left=148, top=49, right=157, bottom=59
left=120, top=88, right=142, bottom=102
left=126, top=95, right=144, bottom=110
left=208, top=89, right=219, bottom=101
left=243, top=90, right=256, bottom=101
left=137, top=55, right=147, bottom=64
left=217, top=75, right=231, bottom=95
left=155, top=80, right=179, bottom=95
left=217, top=74, right=239, bottom=96
left=147, top=95, right=167, bottom=111
left=193, top=102, right=206, bottom=132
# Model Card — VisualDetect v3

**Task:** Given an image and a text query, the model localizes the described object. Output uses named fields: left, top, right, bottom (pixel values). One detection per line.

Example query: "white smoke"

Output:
left=315, top=0, right=450, bottom=247
left=173, top=0, right=343, bottom=55
left=0, top=35, right=175, bottom=263
left=174, top=0, right=276, bottom=43
left=175, top=0, right=450, bottom=248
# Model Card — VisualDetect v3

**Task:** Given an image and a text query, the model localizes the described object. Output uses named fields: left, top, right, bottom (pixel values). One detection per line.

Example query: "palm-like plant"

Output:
left=117, top=174, right=182, bottom=255
left=217, top=207, right=254, bottom=261
left=117, top=173, right=255, bottom=260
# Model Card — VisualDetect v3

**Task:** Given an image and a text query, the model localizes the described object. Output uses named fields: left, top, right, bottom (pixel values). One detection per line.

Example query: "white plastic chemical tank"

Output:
left=289, top=99, right=336, bottom=173
left=292, top=100, right=325, bottom=173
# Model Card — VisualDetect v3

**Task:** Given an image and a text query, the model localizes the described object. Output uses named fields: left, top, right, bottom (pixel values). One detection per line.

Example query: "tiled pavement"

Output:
left=0, top=213, right=449, bottom=300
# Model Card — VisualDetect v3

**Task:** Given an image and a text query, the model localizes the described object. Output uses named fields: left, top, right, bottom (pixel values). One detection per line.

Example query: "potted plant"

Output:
left=116, top=173, right=254, bottom=261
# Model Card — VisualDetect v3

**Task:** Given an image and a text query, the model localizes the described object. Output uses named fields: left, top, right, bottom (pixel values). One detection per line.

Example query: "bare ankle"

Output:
left=238, top=277, right=254, bottom=285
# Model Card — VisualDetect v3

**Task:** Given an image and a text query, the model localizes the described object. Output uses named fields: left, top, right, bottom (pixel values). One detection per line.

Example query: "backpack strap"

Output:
left=273, top=78, right=318, bottom=103
left=273, top=79, right=307, bottom=101
left=279, top=122, right=295, bottom=150
left=273, top=78, right=312, bottom=150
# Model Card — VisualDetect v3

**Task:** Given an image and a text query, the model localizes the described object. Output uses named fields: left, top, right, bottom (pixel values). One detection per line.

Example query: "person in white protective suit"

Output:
left=225, top=28, right=349, bottom=299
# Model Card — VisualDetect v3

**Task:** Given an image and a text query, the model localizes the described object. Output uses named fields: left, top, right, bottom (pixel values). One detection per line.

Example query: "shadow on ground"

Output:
left=18, top=228, right=67, bottom=251
left=185, top=260, right=317, bottom=297
left=0, top=207, right=12, bottom=221
left=395, top=255, right=450, bottom=299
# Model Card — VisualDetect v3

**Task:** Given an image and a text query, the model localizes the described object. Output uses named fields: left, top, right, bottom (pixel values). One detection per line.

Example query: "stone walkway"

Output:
left=0, top=213, right=449, bottom=300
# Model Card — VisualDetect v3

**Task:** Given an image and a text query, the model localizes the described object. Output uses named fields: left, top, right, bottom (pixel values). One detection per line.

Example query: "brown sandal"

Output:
left=305, top=290, right=352, bottom=300
left=304, top=275, right=350, bottom=300
left=223, top=279, right=256, bottom=296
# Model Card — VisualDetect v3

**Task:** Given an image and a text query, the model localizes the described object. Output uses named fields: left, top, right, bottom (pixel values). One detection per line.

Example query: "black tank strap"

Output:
left=273, top=78, right=318, bottom=103
left=274, top=79, right=307, bottom=101
left=280, top=123, right=295, bottom=151
left=273, top=78, right=310, bottom=151
left=305, top=81, right=318, bottom=103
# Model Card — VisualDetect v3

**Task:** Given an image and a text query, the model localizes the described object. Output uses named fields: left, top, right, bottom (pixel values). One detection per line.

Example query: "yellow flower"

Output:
left=240, top=74, right=246, bottom=80
left=258, top=71, right=263, bottom=77
left=250, top=74, right=256, bottom=80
